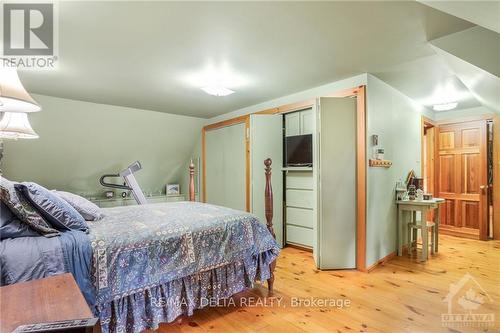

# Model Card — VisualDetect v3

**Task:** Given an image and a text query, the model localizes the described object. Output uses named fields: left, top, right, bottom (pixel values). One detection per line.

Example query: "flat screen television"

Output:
left=285, top=134, right=313, bottom=167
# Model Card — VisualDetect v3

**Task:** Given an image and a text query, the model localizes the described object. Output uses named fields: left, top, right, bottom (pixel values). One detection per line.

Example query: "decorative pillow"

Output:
left=0, top=201, right=40, bottom=239
left=15, top=182, right=88, bottom=232
left=54, top=191, right=104, bottom=221
left=0, top=177, right=59, bottom=237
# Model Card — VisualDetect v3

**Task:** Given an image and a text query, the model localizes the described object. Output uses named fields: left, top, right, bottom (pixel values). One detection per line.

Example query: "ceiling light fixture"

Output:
left=201, top=86, right=235, bottom=97
left=183, top=62, right=248, bottom=97
left=433, top=102, right=458, bottom=111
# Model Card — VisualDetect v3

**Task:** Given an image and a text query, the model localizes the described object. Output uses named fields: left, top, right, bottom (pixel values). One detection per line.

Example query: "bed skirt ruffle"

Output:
left=97, top=248, right=278, bottom=333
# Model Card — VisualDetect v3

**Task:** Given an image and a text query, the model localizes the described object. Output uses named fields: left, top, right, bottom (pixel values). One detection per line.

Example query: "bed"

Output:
left=0, top=159, right=279, bottom=333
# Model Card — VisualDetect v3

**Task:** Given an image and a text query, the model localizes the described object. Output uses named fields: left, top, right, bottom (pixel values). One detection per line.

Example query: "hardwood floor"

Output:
left=151, top=235, right=500, bottom=333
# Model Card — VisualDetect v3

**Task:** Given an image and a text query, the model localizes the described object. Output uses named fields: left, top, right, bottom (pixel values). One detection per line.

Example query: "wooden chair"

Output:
left=407, top=220, right=436, bottom=259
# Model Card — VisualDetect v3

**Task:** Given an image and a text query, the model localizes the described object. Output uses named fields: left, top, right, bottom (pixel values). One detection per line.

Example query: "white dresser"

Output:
left=284, top=169, right=314, bottom=248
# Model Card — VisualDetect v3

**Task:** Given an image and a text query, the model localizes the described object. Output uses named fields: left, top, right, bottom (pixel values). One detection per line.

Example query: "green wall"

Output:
left=365, top=74, right=427, bottom=267
left=3, top=94, right=205, bottom=198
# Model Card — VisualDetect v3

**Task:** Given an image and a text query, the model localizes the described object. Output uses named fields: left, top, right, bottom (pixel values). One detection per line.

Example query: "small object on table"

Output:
left=395, top=179, right=407, bottom=200
left=408, top=185, right=416, bottom=200
left=105, top=190, right=114, bottom=199
left=423, top=193, right=432, bottom=200
left=396, top=187, right=407, bottom=201
left=416, top=189, right=424, bottom=201
left=411, top=177, right=424, bottom=190
left=166, top=184, right=180, bottom=195
left=405, top=169, right=415, bottom=187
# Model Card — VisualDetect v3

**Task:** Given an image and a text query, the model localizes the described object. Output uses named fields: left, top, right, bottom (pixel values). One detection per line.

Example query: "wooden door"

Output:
left=436, top=120, right=488, bottom=240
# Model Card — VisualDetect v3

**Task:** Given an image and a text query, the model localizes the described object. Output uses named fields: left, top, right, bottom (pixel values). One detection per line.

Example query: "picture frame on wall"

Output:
left=166, top=184, right=180, bottom=196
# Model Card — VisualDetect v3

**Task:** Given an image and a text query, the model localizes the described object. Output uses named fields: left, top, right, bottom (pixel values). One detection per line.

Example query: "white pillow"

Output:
left=54, top=191, right=104, bottom=221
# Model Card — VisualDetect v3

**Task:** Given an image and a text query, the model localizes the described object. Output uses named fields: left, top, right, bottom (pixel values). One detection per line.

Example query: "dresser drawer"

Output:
left=286, top=207, right=313, bottom=228
left=286, top=225, right=313, bottom=247
left=286, top=172, right=313, bottom=190
left=286, top=189, right=314, bottom=209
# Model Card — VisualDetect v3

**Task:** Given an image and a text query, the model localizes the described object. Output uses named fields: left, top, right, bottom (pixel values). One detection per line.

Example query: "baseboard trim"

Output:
left=285, top=243, right=313, bottom=253
left=366, top=251, right=396, bottom=272
left=439, top=227, right=480, bottom=240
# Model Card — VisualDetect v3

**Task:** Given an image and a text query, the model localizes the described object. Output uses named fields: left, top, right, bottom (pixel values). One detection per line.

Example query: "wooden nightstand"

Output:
left=0, top=274, right=97, bottom=333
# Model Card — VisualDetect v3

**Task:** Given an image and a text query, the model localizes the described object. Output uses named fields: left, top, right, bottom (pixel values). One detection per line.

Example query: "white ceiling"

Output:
left=374, top=54, right=482, bottom=110
left=19, top=1, right=481, bottom=118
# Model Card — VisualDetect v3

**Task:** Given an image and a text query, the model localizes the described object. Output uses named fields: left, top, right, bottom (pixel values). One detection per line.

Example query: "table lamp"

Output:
left=0, top=62, right=41, bottom=171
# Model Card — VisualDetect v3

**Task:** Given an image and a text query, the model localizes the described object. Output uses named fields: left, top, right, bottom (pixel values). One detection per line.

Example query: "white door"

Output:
left=250, top=114, right=284, bottom=247
left=317, top=97, right=357, bottom=269
left=205, top=123, right=247, bottom=211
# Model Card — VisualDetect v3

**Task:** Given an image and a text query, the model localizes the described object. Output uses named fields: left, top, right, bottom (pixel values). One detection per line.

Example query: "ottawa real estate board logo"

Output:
left=1, top=1, right=58, bottom=69
left=442, top=273, right=495, bottom=328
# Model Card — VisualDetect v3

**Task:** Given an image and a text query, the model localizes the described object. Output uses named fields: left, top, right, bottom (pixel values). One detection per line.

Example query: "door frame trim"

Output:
left=493, top=115, right=500, bottom=240
left=421, top=116, right=438, bottom=196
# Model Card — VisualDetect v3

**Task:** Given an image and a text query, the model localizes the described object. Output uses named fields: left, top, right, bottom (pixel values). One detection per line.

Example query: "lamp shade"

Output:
left=0, top=112, right=39, bottom=139
left=0, top=64, right=41, bottom=113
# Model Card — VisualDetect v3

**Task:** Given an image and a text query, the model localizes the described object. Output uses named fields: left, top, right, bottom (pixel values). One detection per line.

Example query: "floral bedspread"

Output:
left=88, top=202, right=279, bottom=307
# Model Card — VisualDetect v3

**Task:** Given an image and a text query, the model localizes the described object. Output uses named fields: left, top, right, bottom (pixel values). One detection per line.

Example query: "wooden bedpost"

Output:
left=264, top=158, right=277, bottom=293
left=189, top=160, right=195, bottom=202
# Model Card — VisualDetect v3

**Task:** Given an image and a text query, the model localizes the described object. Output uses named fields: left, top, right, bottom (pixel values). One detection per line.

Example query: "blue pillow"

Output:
left=15, top=182, right=88, bottom=232
left=0, top=201, right=40, bottom=239
left=1, top=177, right=59, bottom=237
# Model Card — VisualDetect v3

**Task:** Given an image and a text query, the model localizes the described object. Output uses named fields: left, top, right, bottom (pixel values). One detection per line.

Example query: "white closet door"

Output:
left=317, top=97, right=357, bottom=269
left=205, top=122, right=246, bottom=211
left=250, top=114, right=283, bottom=247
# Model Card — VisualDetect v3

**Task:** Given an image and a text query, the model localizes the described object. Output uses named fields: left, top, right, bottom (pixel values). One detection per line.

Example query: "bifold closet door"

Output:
left=250, top=114, right=283, bottom=247
left=318, top=97, right=357, bottom=269
left=205, top=123, right=246, bottom=211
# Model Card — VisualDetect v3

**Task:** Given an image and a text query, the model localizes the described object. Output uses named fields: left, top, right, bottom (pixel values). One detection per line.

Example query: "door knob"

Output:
left=480, top=185, right=487, bottom=194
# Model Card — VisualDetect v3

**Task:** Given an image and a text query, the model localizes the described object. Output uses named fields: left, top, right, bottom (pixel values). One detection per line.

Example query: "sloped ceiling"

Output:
left=374, top=55, right=481, bottom=110
left=417, top=1, right=500, bottom=34
left=18, top=1, right=477, bottom=118
left=432, top=47, right=500, bottom=113
left=431, top=27, right=500, bottom=77
left=429, top=26, right=500, bottom=113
